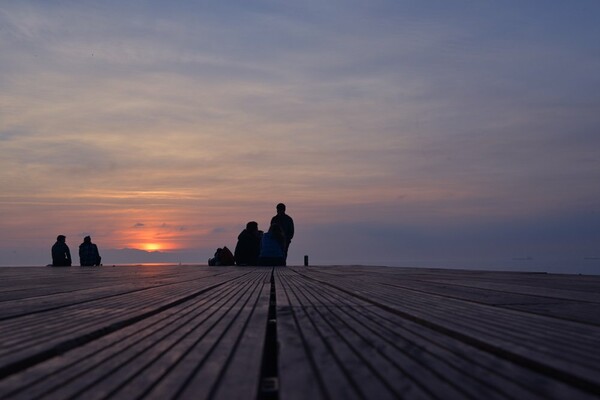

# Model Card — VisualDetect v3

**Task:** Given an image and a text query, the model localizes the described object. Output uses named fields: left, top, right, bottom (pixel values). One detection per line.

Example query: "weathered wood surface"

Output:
left=0, top=265, right=599, bottom=399
left=0, top=266, right=271, bottom=400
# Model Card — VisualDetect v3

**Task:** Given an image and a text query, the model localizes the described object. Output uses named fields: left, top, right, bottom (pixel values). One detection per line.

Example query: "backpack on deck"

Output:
left=209, top=246, right=235, bottom=266
left=219, top=246, right=235, bottom=266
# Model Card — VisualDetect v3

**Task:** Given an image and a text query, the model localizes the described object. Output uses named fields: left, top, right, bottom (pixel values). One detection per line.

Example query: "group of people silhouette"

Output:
left=50, top=203, right=294, bottom=267
left=51, top=235, right=102, bottom=267
left=210, top=203, right=295, bottom=266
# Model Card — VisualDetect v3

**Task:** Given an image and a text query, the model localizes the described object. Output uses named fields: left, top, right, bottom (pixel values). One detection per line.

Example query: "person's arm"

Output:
left=288, top=217, right=295, bottom=241
left=94, top=244, right=101, bottom=264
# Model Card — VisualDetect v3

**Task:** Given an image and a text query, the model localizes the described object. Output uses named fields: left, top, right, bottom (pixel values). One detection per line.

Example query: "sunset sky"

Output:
left=1, top=1, right=599, bottom=272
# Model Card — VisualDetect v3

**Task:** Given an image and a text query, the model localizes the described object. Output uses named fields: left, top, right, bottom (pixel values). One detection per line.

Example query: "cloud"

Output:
left=1, top=1, right=599, bottom=270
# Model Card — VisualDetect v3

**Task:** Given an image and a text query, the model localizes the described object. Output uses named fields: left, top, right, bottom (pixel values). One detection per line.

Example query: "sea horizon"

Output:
left=2, top=257, right=598, bottom=275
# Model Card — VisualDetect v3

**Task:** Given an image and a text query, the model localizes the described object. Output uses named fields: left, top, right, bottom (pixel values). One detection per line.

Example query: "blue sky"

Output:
left=1, top=1, right=599, bottom=272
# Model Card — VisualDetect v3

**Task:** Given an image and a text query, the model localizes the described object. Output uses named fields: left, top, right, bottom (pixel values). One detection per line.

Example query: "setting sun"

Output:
left=143, top=243, right=162, bottom=251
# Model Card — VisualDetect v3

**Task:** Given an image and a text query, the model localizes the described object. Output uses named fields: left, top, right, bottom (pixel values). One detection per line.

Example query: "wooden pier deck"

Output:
left=0, top=265, right=598, bottom=399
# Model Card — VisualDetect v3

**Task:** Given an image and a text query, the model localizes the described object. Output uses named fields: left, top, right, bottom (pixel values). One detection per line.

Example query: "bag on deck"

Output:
left=219, top=246, right=235, bottom=266
left=209, top=246, right=235, bottom=266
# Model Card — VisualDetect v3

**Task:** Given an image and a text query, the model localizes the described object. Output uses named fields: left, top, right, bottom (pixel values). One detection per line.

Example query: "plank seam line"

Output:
left=290, top=274, right=475, bottom=399
left=110, top=271, right=264, bottom=399
left=376, top=281, right=600, bottom=328
left=308, top=273, right=577, bottom=399
left=305, top=274, right=598, bottom=345
left=307, top=283, right=523, bottom=399
left=0, top=271, right=236, bottom=322
left=204, top=271, right=269, bottom=399
left=286, top=274, right=430, bottom=399
left=0, top=269, right=235, bottom=305
left=276, top=270, right=331, bottom=400
left=257, top=267, right=279, bottom=400
left=290, top=269, right=600, bottom=397
left=0, top=275, right=247, bottom=381
left=388, top=278, right=600, bottom=304
left=81, top=272, right=261, bottom=400
left=0, top=279, right=245, bottom=399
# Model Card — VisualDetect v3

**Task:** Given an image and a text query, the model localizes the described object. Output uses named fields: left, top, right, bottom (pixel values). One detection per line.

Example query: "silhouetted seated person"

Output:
left=79, top=236, right=102, bottom=266
left=258, top=224, right=286, bottom=266
left=208, top=246, right=235, bottom=266
left=234, top=221, right=263, bottom=266
left=51, top=235, right=72, bottom=266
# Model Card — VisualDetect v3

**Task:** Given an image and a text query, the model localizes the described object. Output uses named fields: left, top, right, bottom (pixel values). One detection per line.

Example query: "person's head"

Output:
left=84, top=236, right=91, bottom=244
left=56, top=235, right=66, bottom=242
left=276, top=203, right=286, bottom=215
left=246, top=221, right=258, bottom=232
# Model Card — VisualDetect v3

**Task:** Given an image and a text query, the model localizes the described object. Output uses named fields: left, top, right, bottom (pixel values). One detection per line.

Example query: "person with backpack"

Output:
left=258, top=223, right=286, bottom=266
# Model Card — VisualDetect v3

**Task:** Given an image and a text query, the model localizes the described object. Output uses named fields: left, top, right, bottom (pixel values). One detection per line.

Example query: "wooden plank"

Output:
left=0, top=276, right=244, bottom=398
left=418, top=278, right=600, bottom=303
left=292, top=272, right=600, bottom=340
left=207, top=271, right=271, bottom=400
left=1, top=264, right=599, bottom=399
left=279, top=268, right=594, bottom=399
left=0, top=267, right=238, bottom=314
left=278, top=269, right=464, bottom=400
left=277, top=270, right=370, bottom=400
left=301, top=266, right=600, bottom=299
left=317, top=275, right=600, bottom=366
left=175, top=270, right=270, bottom=400
left=285, top=266, right=600, bottom=398
left=0, top=268, right=270, bottom=399
left=0, top=267, right=255, bottom=378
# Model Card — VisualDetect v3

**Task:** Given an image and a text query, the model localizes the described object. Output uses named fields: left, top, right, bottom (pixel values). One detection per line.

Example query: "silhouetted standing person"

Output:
left=270, top=203, right=294, bottom=259
left=234, top=221, right=263, bottom=266
left=52, top=235, right=72, bottom=266
left=79, top=236, right=102, bottom=266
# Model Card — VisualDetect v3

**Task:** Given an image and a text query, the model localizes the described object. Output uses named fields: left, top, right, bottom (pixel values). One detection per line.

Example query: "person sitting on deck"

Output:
left=234, top=221, right=263, bottom=266
left=258, top=223, right=286, bottom=266
left=51, top=235, right=72, bottom=267
left=79, top=236, right=102, bottom=266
